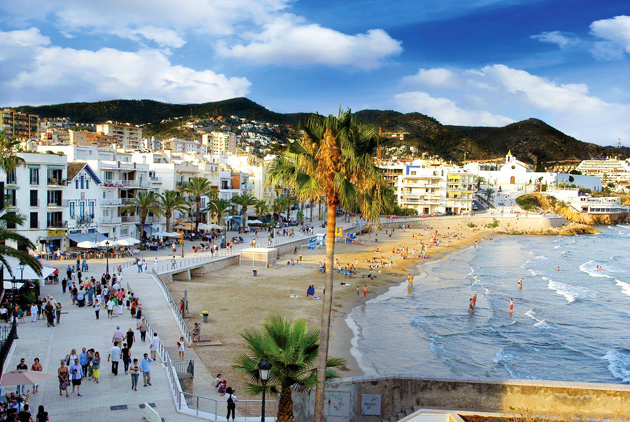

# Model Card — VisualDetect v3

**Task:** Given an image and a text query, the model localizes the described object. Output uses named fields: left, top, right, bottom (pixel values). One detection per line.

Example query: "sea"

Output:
left=347, top=224, right=630, bottom=384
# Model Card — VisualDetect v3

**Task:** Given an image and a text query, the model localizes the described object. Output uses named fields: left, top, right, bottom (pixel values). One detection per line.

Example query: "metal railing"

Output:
left=149, top=271, right=192, bottom=345
left=173, top=359, right=194, bottom=378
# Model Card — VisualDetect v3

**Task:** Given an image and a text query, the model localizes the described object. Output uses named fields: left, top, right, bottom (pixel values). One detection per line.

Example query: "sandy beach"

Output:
left=166, top=218, right=489, bottom=397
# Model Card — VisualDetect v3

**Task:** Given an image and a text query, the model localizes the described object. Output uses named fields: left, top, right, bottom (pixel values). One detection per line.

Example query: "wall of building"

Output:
left=293, top=376, right=630, bottom=422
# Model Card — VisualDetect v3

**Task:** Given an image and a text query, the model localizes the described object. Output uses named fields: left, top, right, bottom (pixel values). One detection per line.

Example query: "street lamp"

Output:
left=258, top=356, right=272, bottom=422
left=104, top=240, right=110, bottom=275
left=11, top=262, right=25, bottom=340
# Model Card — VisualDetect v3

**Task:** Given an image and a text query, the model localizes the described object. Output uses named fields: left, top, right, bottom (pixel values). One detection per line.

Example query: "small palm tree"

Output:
left=272, top=197, right=288, bottom=224
left=233, top=314, right=344, bottom=422
left=231, top=193, right=257, bottom=228
left=123, top=191, right=163, bottom=240
left=158, top=190, right=189, bottom=233
left=206, top=198, right=233, bottom=226
left=0, top=131, right=25, bottom=175
left=182, top=177, right=218, bottom=233
left=254, top=199, right=270, bottom=222
left=0, top=212, right=42, bottom=277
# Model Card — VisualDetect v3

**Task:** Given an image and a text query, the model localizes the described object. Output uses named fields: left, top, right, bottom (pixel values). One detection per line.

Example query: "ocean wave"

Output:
left=554, top=245, right=561, bottom=250
left=493, top=348, right=516, bottom=364
left=429, top=341, right=446, bottom=357
left=525, top=309, right=553, bottom=330
left=579, top=260, right=613, bottom=279
left=410, top=316, right=434, bottom=326
left=528, top=269, right=540, bottom=276
left=546, top=279, right=597, bottom=303
left=615, top=279, right=630, bottom=296
left=533, top=255, right=549, bottom=261
left=602, top=350, right=630, bottom=383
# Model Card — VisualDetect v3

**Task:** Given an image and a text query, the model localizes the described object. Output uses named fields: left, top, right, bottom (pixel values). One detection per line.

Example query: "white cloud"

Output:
left=395, top=65, right=630, bottom=144
left=121, top=26, right=186, bottom=49
left=401, top=68, right=457, bottom=88
left=217, top=14, right=402, bottom=68
left=393, top=91, right=513, bottom=126
left=531, top=31, right=578, bottom=48
left=590, top=15, right=630, bottom=60
left=0, top=29, right=251, bottom=105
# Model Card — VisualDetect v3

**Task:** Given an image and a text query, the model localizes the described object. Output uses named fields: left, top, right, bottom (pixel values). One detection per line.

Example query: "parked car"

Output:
left=435, top=212, right=446, bottom=217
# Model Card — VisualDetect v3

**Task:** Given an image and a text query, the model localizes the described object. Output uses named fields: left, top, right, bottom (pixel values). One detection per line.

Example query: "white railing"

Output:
left=149, top=271, right=192, bottom=345
left=101, top=198, right=122, bottom=206
left=141, top=403, right=162, bottom=422
left=101, top=217, right=122, bottom=224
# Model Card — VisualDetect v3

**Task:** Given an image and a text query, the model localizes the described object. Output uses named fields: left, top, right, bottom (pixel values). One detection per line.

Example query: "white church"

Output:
left=463, top=151, right=602, bottom=192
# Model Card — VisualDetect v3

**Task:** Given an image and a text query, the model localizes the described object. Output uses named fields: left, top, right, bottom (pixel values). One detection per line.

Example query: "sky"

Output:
left=0, top=0, right=628, bottom=146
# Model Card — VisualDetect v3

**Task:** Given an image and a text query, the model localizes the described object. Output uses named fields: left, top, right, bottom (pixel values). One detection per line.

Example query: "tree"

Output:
left=254, top=199, right=270, bottom=222
left=158, top=190, right=189, bottom=233
left=0, top=212, right=42, bottom=277
left=123, top=191, right=162, bottom=240
left=231, top=193, right=257, bottom=228
left=268, top=110, right=392, bottom=422
left=0, top=131, right=25, bottom=175
left=233, top=314, right=344, bottom=422
left=272, top=197, right=288, bottom=223
left=484, top=187, right=495, bottom=205
left=182, top=177, right=218, bottom=233
left=206, top=198, right=233, bottom=226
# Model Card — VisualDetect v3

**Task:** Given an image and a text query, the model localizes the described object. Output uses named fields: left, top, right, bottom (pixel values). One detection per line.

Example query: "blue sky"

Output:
left=0, top=0, right=628, bottom=146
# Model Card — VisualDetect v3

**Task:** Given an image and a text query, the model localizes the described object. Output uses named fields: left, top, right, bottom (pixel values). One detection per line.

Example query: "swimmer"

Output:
left=469, top=298, right=474, bottom=313
left=407, top=274, right=413, bottom=286
left=472, top=294, right=477, bottom=309
left=557, top=267, right=561, bottom=271
left=518, top=278, right=523, bottom=289
left=509, top=298, right=514, bottom=313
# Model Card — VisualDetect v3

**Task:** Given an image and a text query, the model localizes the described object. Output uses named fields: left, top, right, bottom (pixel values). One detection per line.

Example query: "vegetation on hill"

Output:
left=12, top=98, right=630, bottom=163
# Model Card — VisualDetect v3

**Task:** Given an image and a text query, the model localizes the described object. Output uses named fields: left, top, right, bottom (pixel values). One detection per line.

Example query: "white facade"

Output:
left=65, top=163, right=106, bottom=244
left=576, top=158, right=630, bottom=184
left=0, top=153, right=68, bottom=253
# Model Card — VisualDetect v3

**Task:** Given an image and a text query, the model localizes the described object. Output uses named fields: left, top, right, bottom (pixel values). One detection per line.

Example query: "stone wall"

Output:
left=293, top=376, right=630, bottom=421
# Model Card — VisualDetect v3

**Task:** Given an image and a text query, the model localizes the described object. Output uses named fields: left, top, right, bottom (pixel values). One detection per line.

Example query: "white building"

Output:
left=202, top=132, right=236, bottom=155
left=396, top=161, right=474, bottom=215
left=96, top=121, right=143, bottom=149
left=576, top=157, right=630, bottom=184
left=0, top=153, right=68, bottom=254
left=464, top=151, right=602, bottom=192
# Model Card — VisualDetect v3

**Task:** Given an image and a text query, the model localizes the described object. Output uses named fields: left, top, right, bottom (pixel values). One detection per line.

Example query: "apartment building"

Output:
left=1, top=109, right=39, bottom=139
left=65, top=163, right=109, bottom=246
left=162, top=138, right=208, bottom=155
left=576, top=157, right=630, bottom=183
left=0, top=153, right=68, bottom=254
left=96, top=121, right=143, bottom=149
left=396, top=161, right=474, bottom=215
left=202, top=132, right=237, bottom=155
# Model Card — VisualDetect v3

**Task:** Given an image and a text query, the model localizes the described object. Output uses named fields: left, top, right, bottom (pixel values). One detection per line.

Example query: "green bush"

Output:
left=485, top=218, right=499, bottom=228
left=467, top=222, right=476, bottom=228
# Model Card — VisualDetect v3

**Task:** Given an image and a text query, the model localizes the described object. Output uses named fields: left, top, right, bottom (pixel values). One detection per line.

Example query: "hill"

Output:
left=12, top=98, right=628, bottom=163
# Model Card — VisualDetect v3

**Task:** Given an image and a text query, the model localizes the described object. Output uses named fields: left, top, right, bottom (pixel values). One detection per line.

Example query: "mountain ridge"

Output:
left=11, top=97, right=628, bottom=163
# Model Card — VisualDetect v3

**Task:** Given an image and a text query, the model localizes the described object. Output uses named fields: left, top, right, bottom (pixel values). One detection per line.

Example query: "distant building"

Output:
left=96, top=121, right=143, bottom=149
left=1, top=109, right=39, bottom=139
left=202, top=132, right=236, bottom=155
left=576, top=157, right=630, bottom=184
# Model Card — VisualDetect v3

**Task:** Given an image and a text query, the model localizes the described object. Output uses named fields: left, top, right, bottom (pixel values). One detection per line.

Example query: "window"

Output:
left=69, top=202, right=75, bottom=219
left=7, top=170, right=16, bottom=184
left=6, top=212, right=17, bottom=229
left=86, top=178, right=89, bottom=189
left=80, top=176, right=84, bottom=189
left=30, top=190, right=38, bottom=207
left=30, top=212, right=38, bottom=229
left=88, top=201, right=94, bottom=218
left=29, top=168, right=39, bottom=185
left=79, top=202, right=85, bottom=218
left=76, top=179, right=79, bottom=189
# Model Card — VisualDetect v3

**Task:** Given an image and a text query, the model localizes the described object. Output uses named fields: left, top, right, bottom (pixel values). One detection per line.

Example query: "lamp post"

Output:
left=11, top=262, right=25, bottom=340
left=258, top=356, right=272, bottom=422
left=104, top=240, right=110, bottom=275
left=179, top=230, right=185, bottom=258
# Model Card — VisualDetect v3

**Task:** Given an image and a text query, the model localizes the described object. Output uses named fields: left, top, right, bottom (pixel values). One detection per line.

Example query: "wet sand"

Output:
left=166, top=219, right=489, bottom=397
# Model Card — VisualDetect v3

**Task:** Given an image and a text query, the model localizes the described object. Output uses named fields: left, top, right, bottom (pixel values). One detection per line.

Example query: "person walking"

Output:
left=153, top=257, right=159, bottom=272
left=30, top=303, right=38, bottom=323
left=129, top=358, right=141, bottom=391
left=140, top=353, right=153, bottom=387
left=31, top=358, right=43, bottom=394
left=35, top=405, right=48, bottom=422
left=58, top=361, right=70, bottom=397
left=91, top=351, right=101, bottom=383
left=138, top=319, right=147, bottom=342
left=108, top=344, right=122, bottom=376
left=177, top=337, right=185, bottom=359
left=16, top=358, right=28, bottom=395
left=69, top=358, right=83, bottom=396
left=94, top=301, right=100, bottom=319
left=126, top=328, right=136, bottom=350
left=55, top=302, right=62, bottom=325
left=122, top=343, right=131, bottom=374
left=226, top=387, right=237, bottom=422
left=79, top=348, right=89, bottom=378
left=112, top=326, right=124, bottom=347
left=17, top=404, right=33, bottom=422
left=106, top=298, right=115, bottom=319
left=149, top=332, right=160, bottom=360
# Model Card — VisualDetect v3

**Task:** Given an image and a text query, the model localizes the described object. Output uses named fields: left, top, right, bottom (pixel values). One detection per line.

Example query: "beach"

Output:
left=166, top=218, right=488, bottom=397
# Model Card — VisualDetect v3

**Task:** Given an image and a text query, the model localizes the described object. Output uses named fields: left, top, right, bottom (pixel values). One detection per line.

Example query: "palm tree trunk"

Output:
left=195, top=198, right=200, bottom=233
left=140, top=217, right=146, bottom=241
left=313, top=200, right=337, bottom=422
left=166, top=215, right=172, bottom=233
left=309, top=199, right=313, bottom=222
left=277, top=385, right=294, bottom=422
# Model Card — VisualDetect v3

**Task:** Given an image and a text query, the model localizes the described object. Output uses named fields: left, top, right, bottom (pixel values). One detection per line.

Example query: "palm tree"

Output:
left=0, top=131, right=25, bottom=175
left=158, top=190, right=189, bottom=233
left=0, top=212, right=42, bottom=277
left=233, top=314, right=344, bottom=422
left=268, top=110, right=392, bottom=421
left=206, top=198, right=233, bottom=226
left=182, top=177, right=218, bottom=233
left=231, top=193, right=257, bottom=228
left=254, top=199, right=270, bottom=222
left=123, top=191, right=163, bottom=240
left=272, top=197, right=288, bottom=224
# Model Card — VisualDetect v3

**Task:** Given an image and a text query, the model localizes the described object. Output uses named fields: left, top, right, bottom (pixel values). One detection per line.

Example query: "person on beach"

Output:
left=356, top=286, right=360, bottom=297
left=469, top=298, right=474, bottom=313
left=518, top=278, right=523, bottom=289
left=509, top=298, right=514, bottom=314
left=472, top=294, right=477, bottom=309
left=363, top=285, right=368, bottom=297
left=408, top=274, right=413, bottom=286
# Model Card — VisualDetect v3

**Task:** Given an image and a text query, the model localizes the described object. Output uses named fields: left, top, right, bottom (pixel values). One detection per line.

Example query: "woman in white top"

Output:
left=177, top=337, right=185, bottom=359
left=225, top=387, right=237, bottom=422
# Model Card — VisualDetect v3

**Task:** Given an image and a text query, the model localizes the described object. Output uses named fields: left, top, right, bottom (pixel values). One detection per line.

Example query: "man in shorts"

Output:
left=70, top=358, right=84, bottom=396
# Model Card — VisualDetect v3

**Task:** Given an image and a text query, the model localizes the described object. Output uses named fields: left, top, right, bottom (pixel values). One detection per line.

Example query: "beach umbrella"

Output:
left=162, top=232, right=180, bottom=238
left=97, top=239, right=118, bottom=248
left=116, top=237, right=140, bottom=246
left=1, top=370, right=56, bottom=386
left=77, top=240, right=99, bottom=249
left=3, top=280, right=24, bottom=290
left=248, top=219, right=263, bottom=225
left=2, top=257, right=56, bottom=281
left=207, top=223, right=223, bottom=230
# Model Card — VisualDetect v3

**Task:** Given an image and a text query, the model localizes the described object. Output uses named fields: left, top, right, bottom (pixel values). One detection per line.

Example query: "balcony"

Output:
left=47, top=202, right=63, bottom=208
left=47, top=220, right=67, bottom=229
left=121, top=215, right=139, bottom=223
left=101, top=198, right=122, bottom=206
left=100, top=217, right=122, bottom=225
left=47, top=178, right=67, bottom=187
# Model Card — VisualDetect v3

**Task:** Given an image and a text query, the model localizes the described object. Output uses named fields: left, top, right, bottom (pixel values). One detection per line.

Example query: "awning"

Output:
left=140, top=225, right=160, bottom=235
left=68, top=232, right=108, bottom=244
